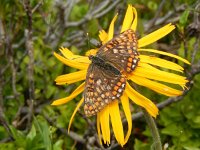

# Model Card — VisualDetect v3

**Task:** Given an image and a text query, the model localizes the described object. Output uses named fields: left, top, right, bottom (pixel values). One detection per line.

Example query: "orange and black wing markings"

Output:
left=84, top=64, right=126, bottom=116
left=97, top=29, right=140, bottom=74
left=84, top=29, right=139, bottom=116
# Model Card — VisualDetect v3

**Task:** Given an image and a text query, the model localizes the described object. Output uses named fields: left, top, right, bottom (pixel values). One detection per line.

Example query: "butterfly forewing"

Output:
left=84, top=64, right=126, bottom=116
left=97, top=29, right=139, bottom=74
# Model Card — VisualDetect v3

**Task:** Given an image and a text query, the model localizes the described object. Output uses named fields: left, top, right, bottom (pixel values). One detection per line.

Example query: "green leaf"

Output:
left=134, top=139, right=151, bottom=150
left=184, top=147, right=200, bottom=150
left=53, top=139, right=64, bottom=150
left=179, top=10, right=189, bottom=26
left=10, top=126, right=26, bottom=148
left=161, top=124, right=183, bottom=137
left=70, top=4, right=89, bottom=21
left=27, top=124, right=36, bottom=141
left=147, top=1, right=158, bottom=11
left=33, top=116, right=52, bottom=150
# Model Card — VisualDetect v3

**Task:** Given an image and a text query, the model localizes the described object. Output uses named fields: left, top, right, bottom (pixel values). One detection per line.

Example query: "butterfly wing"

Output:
left=84, top=64, right=126, bottom=116
left=97, top=29, right=140, bottom=74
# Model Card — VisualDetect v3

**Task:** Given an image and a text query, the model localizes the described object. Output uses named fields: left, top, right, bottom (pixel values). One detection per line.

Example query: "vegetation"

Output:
left=0, top=0, right=200, bottom=149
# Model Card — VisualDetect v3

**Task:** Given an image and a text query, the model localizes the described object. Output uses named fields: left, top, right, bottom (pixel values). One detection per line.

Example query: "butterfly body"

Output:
left=84, top=29, right=139, bottom=116
left=89, top=55, right=121, bottom=75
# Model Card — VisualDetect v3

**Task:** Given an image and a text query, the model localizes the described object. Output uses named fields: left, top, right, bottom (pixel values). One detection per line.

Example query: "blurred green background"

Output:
left=0, top=0, right=200, bottom=149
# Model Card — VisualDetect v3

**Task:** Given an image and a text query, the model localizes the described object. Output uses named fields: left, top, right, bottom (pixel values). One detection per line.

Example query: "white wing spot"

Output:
left=133, top=59, right=137, bottom=64
left=119, top=50, right=126, bottom=53
left=132, top=64, right=135, bottom=69
left=101, top=94, right=105, bottom=98
left=116, top=93, right=121, bottom=97
left=97, top=79, right=102, bottom=85
left=122, top=83, right=125, bottom=88
left=112, top=96, right=116, bottom=100
left=113, top=49, right=118, bottom=53
left=118, top=88, right=123, bottom=93
left=96, top=87, right=101, bottom=93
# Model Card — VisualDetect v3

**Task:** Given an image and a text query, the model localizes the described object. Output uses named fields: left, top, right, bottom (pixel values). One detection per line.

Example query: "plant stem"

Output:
left=142, top=109, right=162, bottom=150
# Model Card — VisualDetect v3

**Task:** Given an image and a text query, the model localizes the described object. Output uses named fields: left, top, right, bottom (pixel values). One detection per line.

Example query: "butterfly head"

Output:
left=88, top=55, right=95, bottom=61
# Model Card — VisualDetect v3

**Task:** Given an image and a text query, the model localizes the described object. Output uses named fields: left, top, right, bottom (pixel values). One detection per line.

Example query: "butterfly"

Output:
left=84, top=29, right=139, bottom=116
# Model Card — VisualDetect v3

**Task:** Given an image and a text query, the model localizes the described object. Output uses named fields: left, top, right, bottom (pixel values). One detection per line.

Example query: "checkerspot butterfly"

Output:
left=84, top=29, right=139, bottom=116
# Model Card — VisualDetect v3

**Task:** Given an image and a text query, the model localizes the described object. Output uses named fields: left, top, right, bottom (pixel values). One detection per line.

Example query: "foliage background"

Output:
left=0, top=0, right=200, bottom=149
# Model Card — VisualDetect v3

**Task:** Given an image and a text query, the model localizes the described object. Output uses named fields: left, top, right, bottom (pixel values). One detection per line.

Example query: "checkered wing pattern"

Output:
left=84, top=64, right=126, bottom=116
left=97, top=29, right=139, bottom=73
left=84, top=29, right=139, bottom=116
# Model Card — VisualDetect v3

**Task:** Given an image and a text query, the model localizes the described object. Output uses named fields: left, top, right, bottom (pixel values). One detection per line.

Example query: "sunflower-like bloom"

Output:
left=52, top=5, right=190, bottom=146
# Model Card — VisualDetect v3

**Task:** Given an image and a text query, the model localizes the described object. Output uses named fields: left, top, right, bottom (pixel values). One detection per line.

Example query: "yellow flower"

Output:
left=52, top=5, right=190, bottom=146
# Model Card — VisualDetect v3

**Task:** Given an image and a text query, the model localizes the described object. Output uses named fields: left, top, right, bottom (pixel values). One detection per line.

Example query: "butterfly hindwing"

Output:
left=84, top=64, right=126, bottom=116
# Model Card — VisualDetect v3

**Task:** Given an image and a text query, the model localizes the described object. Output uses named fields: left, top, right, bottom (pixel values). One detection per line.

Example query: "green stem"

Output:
left=142, top=109, right=162, bottom=150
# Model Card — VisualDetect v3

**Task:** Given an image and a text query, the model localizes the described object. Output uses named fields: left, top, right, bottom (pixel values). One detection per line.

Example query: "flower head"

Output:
left=52, top=5, right=190, bottom=146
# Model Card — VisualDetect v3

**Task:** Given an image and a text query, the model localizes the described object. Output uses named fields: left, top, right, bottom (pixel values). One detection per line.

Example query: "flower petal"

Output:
left=130, top=7, right=137, bottom=31
left=133, top=63, right=188, bottom=86
left=59, top=47, right=74, bottom=58
left=85, top=48, right=98, bottom=56
left=138, top=23, right=175, bottom=48
left=121, top=5, right=133, bottom=33
left=138, top=48, right=190, bottom=64
left=60, top=47, right=87, bottom=60
left=97, top=114, right=102, bottom=145
left=121, top=93, right=132, bottom=144
left=55, top=70, right=87, bottom=85
left=125, top=83, right=159, bottom=118
left=139, top=55, right=184, bottom=72
left=99, top=105, right=110, bottom=145
left=109, top=100, right=125, bottom=146
left=130, top=75, right=183, bottom=96
left=51, top=82, right=85, bottom=105
left=68, top=98, right=84, bottom=133
left=99, top=30, right=108, bottom=44
left=108, top=14, right=118, bottom=41
left=54, top=52, right=89, bottom=70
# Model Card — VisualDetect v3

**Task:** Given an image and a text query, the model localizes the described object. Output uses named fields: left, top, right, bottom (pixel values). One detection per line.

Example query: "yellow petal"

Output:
left=138, top=48, right=190, bottom=64
left=85, top=48, right=98, bottom=56
left=97, top=114, right=102, bottom=145
left=121, top=5, right=133, bottom=33
left=55, top=70, right=87, bottom=85
left=59, top=47, right=91, bottom=64
left=99, top=30, right=108, bottom=44
left=59, top=47, right=74, bottom=58
left=51, top=82, right=85, bottom=105
left=109, top=101, right=125, bottom=146
left=54, top=52, right=89, bottom=70
left=125, top=83, right=159, bottom=118
left=68, top=98, right=84, bottom=133
left=138, top=23, right=175, bottom=48
left=134, top=63, right=188, bottom=86
left=130, top=75, right=183, bottom=96
left=108, top=14, right=118, bottom=41
left=98, top=106, right=110, bottom=144
left=71, top=56, right=90, bottom=64
left=99, top=105, right=110, bottom=145
left=130, top=7, right=137, bottom=31
left=139, top=55, right=184, bottom=72
left=121, top=93, right=132, bottom=144
left=60, top=47, right=88, bottom=61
